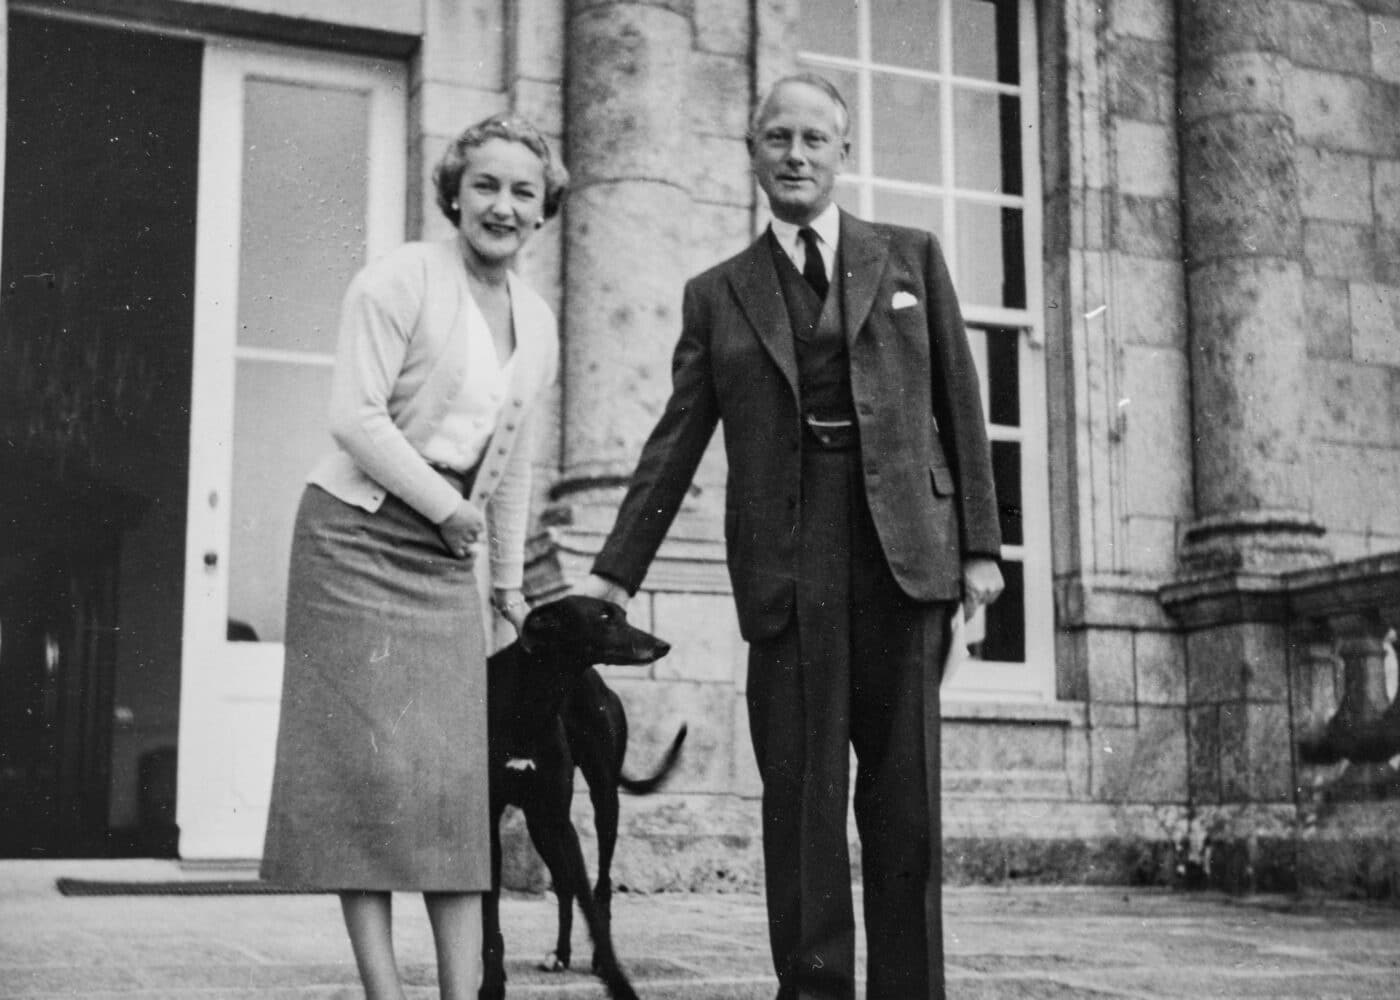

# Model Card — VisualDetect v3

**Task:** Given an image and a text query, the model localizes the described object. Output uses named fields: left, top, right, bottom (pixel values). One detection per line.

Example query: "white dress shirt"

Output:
left=769, top=202, right=840, bottom=284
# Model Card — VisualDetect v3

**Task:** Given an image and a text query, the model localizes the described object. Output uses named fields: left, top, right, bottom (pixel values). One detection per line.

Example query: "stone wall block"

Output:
left=1283, top=1, right=1372, bottom=75
left=1285, top=68, right=1400, bottom=158
left=1304, top=220, right=1378, bottom=282
left=1297, top=146, right=1375, bottom=225
left=1179, top=0, right=1285, bottom=63
left=689, top=51, right=752, bottom=138
left=1179, top=51, right=1288, bottom=120
left=695, top=0, right=749, bottom=56
left=514, top=0, right=565, bottom=81
left=420, top=0, right=504, bottom=89
left=566, top=3, right=692, bottom=183
left=1089, top=723, right=1140, bottom=800
left=1372, top=13, right=1400, bottom=85
left=1304, top=277, right=1355, bottom=360
left=730, top=694, right=761, bottom=796
left=941, top=720, right=1070, bottom=773
left=1124, top=516, right=1179, bottom=576
left=1111, top=254, right=1186, bottom=347
left=512, top=77, right=565, bottom=136
left=1057, top=629, right=1089, bottom=701
left=1086, top=627, right=1137, bottom=703
left=1310, top=441, right=1400, bottom=538
left=1110, top=0, right=1174, bottom=43
left=1308, top=360, right=1399, bottom=449
left=1197, top=622, right=1293, bottom=703
left=1220, top=701, right=1292, bottom=801
left=1188, top=703, right=1222, bottom=804
left=1135, top=630, right=1187, bottom=705
left=1110, top=193, right=1180, bottom=258
left=1181, top=115, right=1301, bottom=262
left=650, top=592, right=744, bottom=682
left=561, top=181, right=693, bottom=479
left=1373, top=160, right=1400, bottom=231
left=1121, top=345, right=1192, bottom=519
left=1113, top=120, right=1177, bottom=199
left=1351, top=282, right=1400, bottom=367
left=1107, top=38, right=1174, bottom=123
left=1130, top=705, right=1189, bottom=801
left=610, top=676, right=732, bottom=793
left=1187, top=258, right=1311, bottom=516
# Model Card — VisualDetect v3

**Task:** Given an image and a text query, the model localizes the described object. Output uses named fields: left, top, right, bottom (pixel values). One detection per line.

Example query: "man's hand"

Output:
left=961, top=558, right=1004, bottom=618
left=576, top=573, right=631, bottom=608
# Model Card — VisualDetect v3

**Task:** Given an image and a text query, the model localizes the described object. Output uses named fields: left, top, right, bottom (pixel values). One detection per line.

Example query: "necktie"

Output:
left=797, top=227, right=829, bottom=300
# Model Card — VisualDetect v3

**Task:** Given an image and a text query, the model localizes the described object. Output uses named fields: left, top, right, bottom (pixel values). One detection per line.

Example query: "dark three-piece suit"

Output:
left=593, top=211, right=1001, bottom=1000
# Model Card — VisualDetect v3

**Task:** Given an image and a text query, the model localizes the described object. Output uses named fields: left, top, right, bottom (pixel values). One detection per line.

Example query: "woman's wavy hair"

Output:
left=434, top=114, right=570, bottom=224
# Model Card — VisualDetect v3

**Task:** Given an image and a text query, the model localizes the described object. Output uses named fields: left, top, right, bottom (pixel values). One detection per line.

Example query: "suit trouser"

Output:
left=745, top=443, right=953, bottom=1000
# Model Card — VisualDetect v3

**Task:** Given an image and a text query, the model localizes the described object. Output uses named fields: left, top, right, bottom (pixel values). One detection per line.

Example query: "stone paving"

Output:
left=3, top=861, right=1400, bottom=999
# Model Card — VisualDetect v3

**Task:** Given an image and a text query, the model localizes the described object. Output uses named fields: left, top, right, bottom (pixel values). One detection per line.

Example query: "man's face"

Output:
left=749, top=81, right=850, bottom=226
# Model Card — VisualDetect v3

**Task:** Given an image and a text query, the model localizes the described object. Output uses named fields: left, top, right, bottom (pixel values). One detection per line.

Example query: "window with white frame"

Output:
left=797, top=0, right=1051, bottom=699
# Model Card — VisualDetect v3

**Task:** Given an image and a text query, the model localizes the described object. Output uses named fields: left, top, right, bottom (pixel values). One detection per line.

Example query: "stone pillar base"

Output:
left=1179, top=509, right=1329, bottom=576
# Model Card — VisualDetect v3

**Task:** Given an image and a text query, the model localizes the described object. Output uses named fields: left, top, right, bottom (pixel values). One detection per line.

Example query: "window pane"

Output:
left=872, top=74, right=940, bottom=184
left=955, top=201, right=1024, bottom=308
left=872, top=0, right=942, bottom=72
left=978, top=559, right=1024, bottom=662
left=992, top=439, right=1023, bottom=545
left=953, top=89, right=1021, bottom=194
left=239, top=79, right=369, bottom=354
left=951, top=0, right=1011, bottom=82
left=984, top=326, right=1020, bottom=427
left=796, top=0, right=859, bottom=59
left=871, top=188, right=943, bottom=238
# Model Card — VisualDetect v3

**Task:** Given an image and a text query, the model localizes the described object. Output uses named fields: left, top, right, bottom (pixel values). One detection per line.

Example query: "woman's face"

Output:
left=456, top=137, right=548, bottom=265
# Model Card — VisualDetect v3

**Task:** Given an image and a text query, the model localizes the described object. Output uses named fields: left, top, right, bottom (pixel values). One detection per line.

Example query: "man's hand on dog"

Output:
left=577, top=573, right=631, bottom=608
left=438, top=498, right=486, bottom=560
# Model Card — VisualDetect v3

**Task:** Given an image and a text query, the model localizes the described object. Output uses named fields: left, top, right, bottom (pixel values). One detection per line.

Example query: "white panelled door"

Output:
left=177, top=40, right=405, bottom=860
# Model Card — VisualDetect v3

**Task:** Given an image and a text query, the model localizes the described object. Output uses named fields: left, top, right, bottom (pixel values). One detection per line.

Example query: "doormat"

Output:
left=55, top=877, right=326, bottom=896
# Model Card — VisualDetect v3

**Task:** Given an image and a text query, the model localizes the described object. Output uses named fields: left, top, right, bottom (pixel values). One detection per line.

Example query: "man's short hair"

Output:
left=748, top=72, right=853, bottom=142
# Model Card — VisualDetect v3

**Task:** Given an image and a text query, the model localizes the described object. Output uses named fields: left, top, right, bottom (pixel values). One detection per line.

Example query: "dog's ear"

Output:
left=516, top=598, right=565, bottom=652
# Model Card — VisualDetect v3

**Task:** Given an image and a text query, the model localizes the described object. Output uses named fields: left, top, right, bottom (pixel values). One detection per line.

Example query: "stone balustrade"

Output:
left=1290, top=553, right=1400, bottom=772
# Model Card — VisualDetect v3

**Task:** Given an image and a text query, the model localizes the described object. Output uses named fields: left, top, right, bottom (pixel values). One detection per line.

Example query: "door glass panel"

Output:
left=871, top=74, right=940, bottom=184
left=229, top=361, right=332, bottom=643
left=226, top=77, right=373, bottom=643
left=871, top=188, right=944, bottom=242
left=796, top=0, right=860, bottom=59
left=238, top=79, right=369, bottom=355
left=872, top=0, right=941, bottom=72
left=955, top=200, right=1024, bottom=308
left=953, top=89, right=1021, bottom=195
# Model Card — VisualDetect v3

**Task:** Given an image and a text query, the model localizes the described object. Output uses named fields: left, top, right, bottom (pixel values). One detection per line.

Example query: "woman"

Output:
left=261, top=114, right=568, bottom=1000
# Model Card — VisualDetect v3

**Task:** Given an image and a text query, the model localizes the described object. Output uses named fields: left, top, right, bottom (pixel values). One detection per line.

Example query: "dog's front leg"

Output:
left=479, top=811, right=508, bottom=1000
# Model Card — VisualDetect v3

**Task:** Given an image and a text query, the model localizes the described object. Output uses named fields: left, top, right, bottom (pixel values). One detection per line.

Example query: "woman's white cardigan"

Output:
left=307, top=239, right=558, bottom=590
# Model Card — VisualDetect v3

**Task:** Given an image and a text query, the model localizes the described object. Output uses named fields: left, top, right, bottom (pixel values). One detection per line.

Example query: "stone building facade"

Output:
left=1, top=0, right=1398, bottom=893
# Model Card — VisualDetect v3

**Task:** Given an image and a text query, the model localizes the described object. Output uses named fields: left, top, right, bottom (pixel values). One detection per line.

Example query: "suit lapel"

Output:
left=727, top=232, right=800, bottom=398
left=838, top=212, right=890, bottom=346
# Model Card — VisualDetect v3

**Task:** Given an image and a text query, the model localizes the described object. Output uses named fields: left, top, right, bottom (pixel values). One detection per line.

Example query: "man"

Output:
left=580, top=73, right=1003, bottom=1000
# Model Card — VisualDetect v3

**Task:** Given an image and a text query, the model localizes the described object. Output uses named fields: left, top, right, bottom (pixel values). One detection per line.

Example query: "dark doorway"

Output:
left=0, top=14, right=201, bottom=856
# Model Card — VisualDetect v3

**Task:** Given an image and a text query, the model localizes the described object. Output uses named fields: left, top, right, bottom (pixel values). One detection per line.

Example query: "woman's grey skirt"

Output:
left=260, top=481, right=490, bottom=891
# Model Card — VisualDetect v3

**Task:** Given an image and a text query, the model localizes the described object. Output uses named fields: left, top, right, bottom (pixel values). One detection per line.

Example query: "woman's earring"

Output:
left=534, top=219, right=544, bottom=229
left=451, top=201, right=459, bottom=211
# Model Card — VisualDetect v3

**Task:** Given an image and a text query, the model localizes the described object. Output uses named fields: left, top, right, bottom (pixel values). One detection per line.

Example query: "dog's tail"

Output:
left=618, top=724, right=687, bottom=795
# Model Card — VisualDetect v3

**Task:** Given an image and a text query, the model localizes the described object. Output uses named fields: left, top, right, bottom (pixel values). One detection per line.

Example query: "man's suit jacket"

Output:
left=594, top=211, right=1001, bottom=641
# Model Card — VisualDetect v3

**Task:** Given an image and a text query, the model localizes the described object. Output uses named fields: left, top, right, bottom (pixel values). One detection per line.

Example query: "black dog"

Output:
left=482, top=594, right=684, bottom=1000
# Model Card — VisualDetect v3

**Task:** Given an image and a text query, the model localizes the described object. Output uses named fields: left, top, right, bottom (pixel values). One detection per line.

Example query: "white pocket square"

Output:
left=892, top=291, right=918, bottom=310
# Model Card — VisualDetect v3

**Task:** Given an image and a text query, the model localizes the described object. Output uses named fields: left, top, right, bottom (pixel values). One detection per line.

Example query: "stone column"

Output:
left=555, top=0, right=696, bottom=510
left=1176, top=0, right=1326, bottom=573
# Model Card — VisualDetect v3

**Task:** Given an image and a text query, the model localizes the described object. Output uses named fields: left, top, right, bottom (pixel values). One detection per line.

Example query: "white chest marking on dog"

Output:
left=505, top=757, right=537, bottom=772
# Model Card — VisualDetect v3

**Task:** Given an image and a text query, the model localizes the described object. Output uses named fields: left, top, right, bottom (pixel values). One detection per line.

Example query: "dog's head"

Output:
left=518, top=594, right=670, bottom=666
